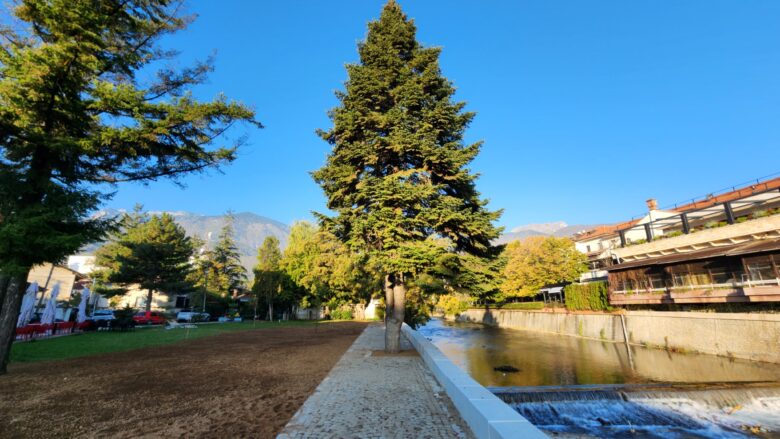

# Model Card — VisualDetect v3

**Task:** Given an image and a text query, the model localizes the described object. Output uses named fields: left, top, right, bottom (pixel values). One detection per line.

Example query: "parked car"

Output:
left=176, top=311, right=210, bottom=323
left=132, top=311, right=166, bottom=325
left=89, top=309, right=115, bottom=321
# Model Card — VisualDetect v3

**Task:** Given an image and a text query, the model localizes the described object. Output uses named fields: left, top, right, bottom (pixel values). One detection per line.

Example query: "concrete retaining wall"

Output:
left=402, top=324, right=547, bottom=439
left=457, top=309, right=780, bottom=364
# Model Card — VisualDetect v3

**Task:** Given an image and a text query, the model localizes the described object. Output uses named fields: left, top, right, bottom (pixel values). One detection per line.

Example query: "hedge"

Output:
left=564, top=281, right=610, bottom=311
left=499, top=301, right=544, bottom=310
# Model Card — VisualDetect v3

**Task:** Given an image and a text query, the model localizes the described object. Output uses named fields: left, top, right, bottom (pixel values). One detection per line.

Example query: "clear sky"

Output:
left=106, top=1, right=780, bottom=230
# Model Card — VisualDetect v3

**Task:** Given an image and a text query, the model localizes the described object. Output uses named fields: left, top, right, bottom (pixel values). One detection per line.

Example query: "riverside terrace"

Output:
left=607, top=237, right=780, bottom=305
left=567, top=176, right=780, bottom=306
left=605, top=186, right=780, bottom=305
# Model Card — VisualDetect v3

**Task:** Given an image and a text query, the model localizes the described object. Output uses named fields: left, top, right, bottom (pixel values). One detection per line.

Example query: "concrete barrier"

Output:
left=457, top=309, right=780, bottom=363
left=402, top=324, right=547, bottom=439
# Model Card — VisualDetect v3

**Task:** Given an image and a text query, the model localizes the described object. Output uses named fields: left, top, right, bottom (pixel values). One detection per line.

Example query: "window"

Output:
left=648, top=275, right=665, bottom=289
left=747, top=262, right=775, bottom=282
left=672, top=273, right=688, bottom=287
left=586, top=245, right=592, bottom=253
left=709, top=268, right=731, bottom=284
left=175, top=296, right=190, bottom=308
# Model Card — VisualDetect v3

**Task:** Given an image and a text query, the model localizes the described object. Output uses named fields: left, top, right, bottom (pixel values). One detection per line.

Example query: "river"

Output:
left=417, top=318, right=780, bottom=438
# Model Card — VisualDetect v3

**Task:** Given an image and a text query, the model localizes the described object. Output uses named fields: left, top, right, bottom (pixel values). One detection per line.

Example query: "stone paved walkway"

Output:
left=278, top=324, right=474, bottom=439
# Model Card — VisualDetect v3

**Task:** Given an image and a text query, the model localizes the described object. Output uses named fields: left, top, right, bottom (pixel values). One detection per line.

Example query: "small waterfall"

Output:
left=493, top=384, right=780, bottom=438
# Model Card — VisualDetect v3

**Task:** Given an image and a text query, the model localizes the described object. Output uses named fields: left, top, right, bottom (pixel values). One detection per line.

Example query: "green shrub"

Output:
left=436, top=295, right=470, bottom=315
left=564, top=281, right=611, bottom=311
left=499, top=301, right=544, bottom=310
left=329, top=306, right=353, bottom=320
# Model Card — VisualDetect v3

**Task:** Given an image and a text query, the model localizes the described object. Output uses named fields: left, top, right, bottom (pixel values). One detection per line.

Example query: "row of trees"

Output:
left=0, top=0, right=584, bottom=371
left=252, top=221, right=378, bottom=321
left=93, top=208, right=248, bottom=314
left=90, top=208, right=586, bottom=323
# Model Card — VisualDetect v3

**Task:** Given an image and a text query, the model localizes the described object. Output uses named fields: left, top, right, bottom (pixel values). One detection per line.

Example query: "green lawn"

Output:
left=11, top=320, right=316, bottom=363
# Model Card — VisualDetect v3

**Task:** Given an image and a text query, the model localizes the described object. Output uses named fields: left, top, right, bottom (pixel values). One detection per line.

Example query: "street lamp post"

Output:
left=199, top=247, right=210, bottom=314
left=202, top=262, right=208, bottom=313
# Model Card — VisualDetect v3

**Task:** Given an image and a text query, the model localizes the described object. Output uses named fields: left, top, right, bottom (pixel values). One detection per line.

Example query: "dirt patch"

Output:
left=0, top=322, right=367, bottom=439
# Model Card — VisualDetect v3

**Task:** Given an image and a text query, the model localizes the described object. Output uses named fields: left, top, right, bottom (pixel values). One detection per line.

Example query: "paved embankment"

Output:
left=278, top=324, right=474, bottom=439
left=457, top=308, right=780, bottom=363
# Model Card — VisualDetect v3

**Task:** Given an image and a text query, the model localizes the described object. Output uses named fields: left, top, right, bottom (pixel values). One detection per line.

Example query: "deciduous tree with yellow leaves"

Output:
left=500, top=237, right=587, bottom=298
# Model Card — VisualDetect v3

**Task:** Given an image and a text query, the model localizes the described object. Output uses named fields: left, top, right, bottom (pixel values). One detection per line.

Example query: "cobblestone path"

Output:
left=278, top=324, right=473, bottom=439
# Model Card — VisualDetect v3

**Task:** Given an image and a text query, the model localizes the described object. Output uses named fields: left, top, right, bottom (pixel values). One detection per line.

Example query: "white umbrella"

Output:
left=77, top=287, right=90, bottom=324
left=40, top=283, right=60, bottom=325
left=16, top=282, right=39, bottom=327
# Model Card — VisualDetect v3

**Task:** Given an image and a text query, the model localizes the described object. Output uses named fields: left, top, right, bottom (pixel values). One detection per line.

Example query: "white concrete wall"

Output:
left=457, top=309, right=780, bottom=364
left=402, top=324, right=547, bottom=439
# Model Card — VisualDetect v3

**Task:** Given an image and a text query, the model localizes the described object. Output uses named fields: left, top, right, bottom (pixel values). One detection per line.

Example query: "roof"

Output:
left=607, top=238, right=780, bottom=271
left=672, top=177, right=780, bottom=213
left=572, top=219, right=640, bottom=242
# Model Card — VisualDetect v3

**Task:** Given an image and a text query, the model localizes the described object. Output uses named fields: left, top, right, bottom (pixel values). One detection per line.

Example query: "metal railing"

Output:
left=612, top=274, right=780, bottom=295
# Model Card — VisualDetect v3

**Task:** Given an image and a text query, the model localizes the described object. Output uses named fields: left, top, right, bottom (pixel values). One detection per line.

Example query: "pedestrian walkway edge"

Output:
left=402, top=323, right=548, bottom=439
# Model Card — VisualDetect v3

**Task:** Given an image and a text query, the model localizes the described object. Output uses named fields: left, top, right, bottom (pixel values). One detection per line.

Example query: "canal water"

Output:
left=417, top=318, right=780, bottom=438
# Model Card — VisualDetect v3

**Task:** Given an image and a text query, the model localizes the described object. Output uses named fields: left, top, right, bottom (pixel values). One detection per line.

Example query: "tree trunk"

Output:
left=267, top=301, right=273, bottom=322
left=385, top=273, right=406, bottom=353
left=0, top=274, right=27, bottom=374
left=146, top=289, right=154, bottom=312
left=383, top=274, right=393, bottom=326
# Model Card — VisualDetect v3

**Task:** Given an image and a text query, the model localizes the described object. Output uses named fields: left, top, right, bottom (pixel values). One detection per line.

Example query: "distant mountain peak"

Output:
left=497, top=221, right=598, bottom=244
left=510, top=221, right=568, bottom=234
left=84, top=209, right=291, bottom=277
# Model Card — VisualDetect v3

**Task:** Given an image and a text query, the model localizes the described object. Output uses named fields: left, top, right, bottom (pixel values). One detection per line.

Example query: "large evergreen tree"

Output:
left=313, top=1, right=502, bottom=352
left=0, top=1, right=260, bottom=373
left=209, top=213, right=247, bottom=296
left=95, top=213, right=195, bottom=312
left=252, top=236, right=283, bottom=320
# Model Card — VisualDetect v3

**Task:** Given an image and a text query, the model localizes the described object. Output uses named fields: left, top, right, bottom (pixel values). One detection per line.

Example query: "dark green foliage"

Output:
left=328, top=306, right=353, bottom=321
left=208, top=214, right=248, bottom=295
left=312, top=1, right=502, bottom=333
left=0, top=0, right=259, bottom=373
left=564, top=282, right=611, bottom=311
left=94, top=212, right=195, bottom=311
left=111, top=305, right=137, bottom=330
left=252, top=236, right=293, bottom=320
left=0, top=1, right=258, bottom=273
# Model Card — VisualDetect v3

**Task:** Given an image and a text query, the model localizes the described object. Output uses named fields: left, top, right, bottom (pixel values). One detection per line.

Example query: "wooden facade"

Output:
left=608, top=241, right=780, bottom=305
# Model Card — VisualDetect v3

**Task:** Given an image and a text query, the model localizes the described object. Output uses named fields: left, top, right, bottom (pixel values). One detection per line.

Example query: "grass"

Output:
left=11, top=320, right=317, bottom=364
left=498, top=301, right=545, bottom=310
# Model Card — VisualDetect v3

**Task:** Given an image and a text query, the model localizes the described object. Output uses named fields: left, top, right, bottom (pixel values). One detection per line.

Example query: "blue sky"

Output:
left=106, top=1, right=780, bottom=229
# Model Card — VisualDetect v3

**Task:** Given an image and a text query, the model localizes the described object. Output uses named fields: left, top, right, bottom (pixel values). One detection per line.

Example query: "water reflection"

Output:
left=417, top=318, right=780, bottom=387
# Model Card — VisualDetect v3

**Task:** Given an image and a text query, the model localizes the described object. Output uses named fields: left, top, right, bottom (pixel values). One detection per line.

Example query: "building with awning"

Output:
left=571, top=175, right=780, bottom=305
left=607, top=235, right=780, bottom=305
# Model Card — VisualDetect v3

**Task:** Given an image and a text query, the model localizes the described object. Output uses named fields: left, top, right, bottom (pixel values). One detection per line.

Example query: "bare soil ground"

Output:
left=0, top=322, right=367, bottom=438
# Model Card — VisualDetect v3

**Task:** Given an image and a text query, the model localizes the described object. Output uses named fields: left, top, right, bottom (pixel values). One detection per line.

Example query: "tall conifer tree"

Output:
left=210, top=213, right=247, bottom=295
left=252, top=236, right=283, bottom=320
left=313, top=1, right=502, bottom=352
left=95, top=213, right=195, bottom=312
left=0, top=1, right=260, bottom=373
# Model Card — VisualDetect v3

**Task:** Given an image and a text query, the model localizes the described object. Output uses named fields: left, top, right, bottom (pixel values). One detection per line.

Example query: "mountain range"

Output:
left=85, top=210, right=594, bottom=274
left=87, top=209, right=290, bottom=276
left=494, top=221, right=596, bottom=244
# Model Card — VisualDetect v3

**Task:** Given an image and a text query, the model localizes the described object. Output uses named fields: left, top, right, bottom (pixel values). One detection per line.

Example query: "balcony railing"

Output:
left=611, top=273, right=780, bottom=295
